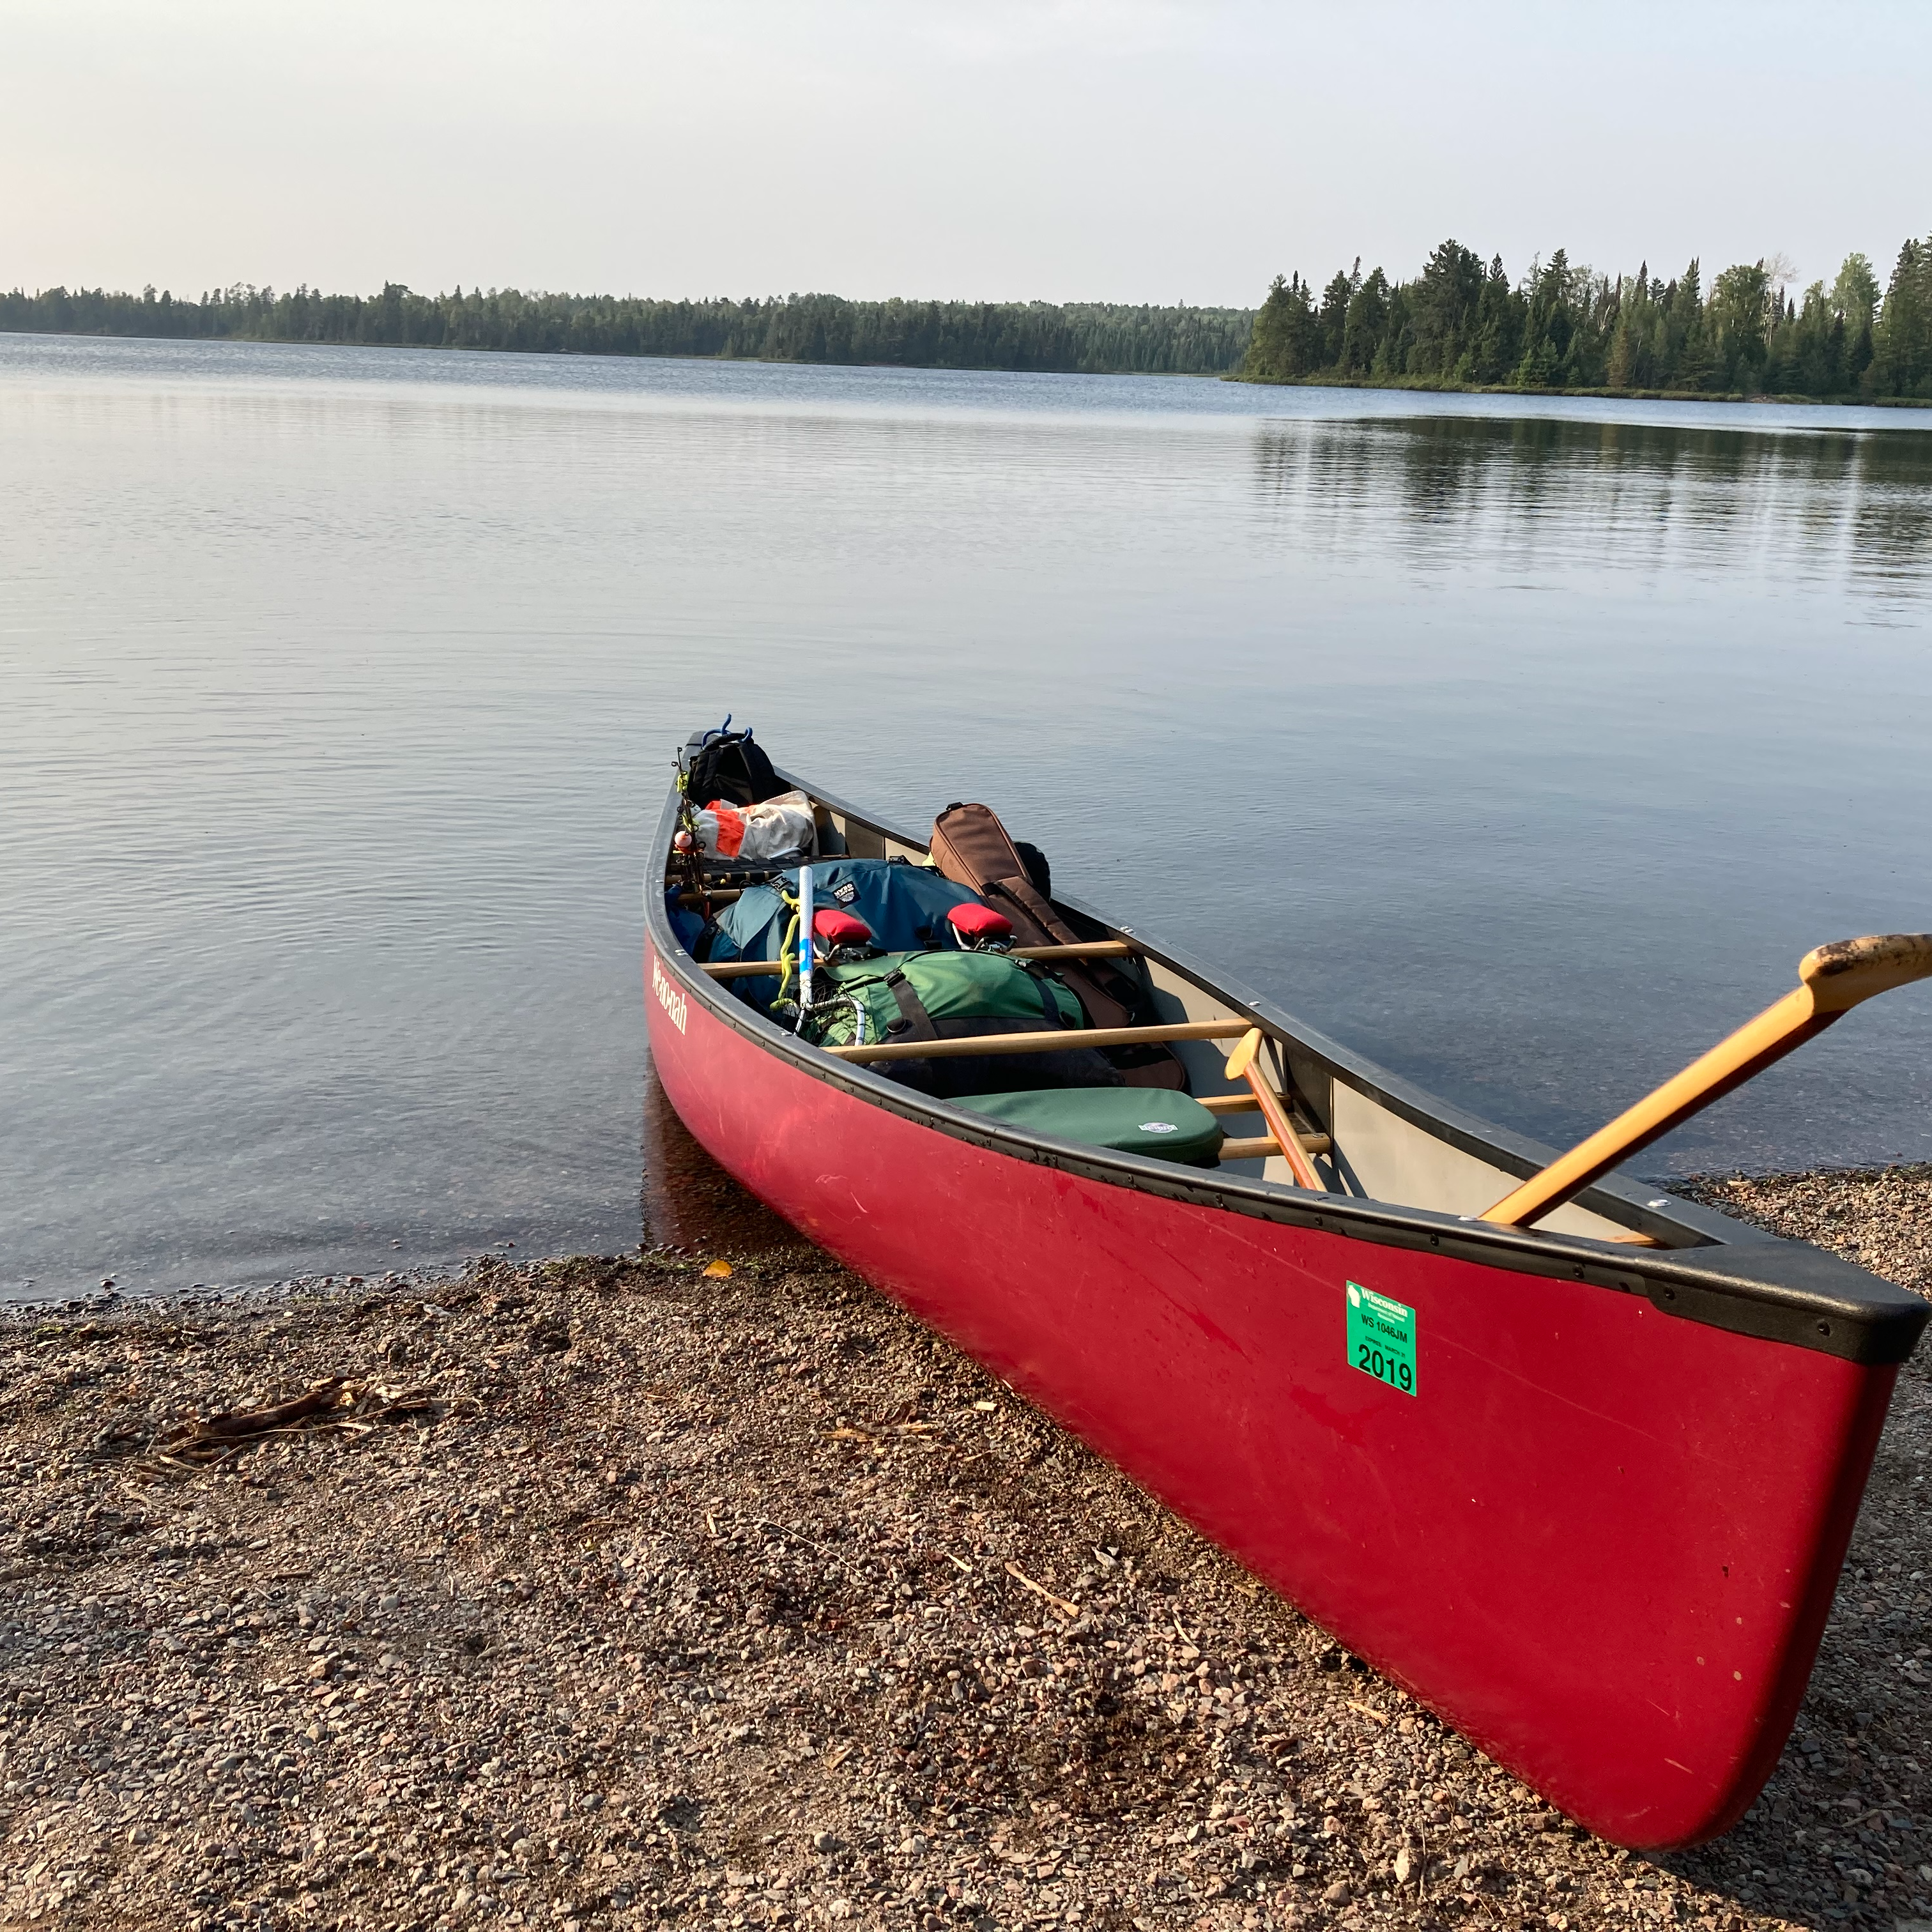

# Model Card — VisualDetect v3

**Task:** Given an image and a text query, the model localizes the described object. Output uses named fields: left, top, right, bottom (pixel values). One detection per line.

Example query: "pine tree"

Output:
left=1340, top=269, right=1390, bottom=374
left=1317, top=266, right=1354, bottom=371
left=1451, top=257, right=1515, bottom=385
left=1240, top=274, right=1320, bottom=380
left=1711, top=261, right=1772, bottom=391
left=1607, top=313, right=1635, bottom=389
left=1871, top=237, right=1932, bottom=397
left=1409, top=239, right=1485, bottom=378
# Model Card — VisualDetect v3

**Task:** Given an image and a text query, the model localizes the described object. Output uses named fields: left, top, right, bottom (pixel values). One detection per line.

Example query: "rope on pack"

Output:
left=772, top=907, right=802, bottom=1013
left=802, top=992, right=870, bottom=1046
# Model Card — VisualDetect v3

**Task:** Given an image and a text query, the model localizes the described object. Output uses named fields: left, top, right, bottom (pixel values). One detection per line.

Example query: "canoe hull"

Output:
left=646, top=935, right=1893, bottom=1848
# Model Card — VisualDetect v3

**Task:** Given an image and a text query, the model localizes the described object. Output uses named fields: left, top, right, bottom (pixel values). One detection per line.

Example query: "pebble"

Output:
left=0, top=1177, right=1926, bottom=1930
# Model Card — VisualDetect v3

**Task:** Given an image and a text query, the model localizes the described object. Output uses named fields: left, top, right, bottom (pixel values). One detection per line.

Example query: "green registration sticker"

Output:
left=1346, top=1282, right=1417, bottom=1397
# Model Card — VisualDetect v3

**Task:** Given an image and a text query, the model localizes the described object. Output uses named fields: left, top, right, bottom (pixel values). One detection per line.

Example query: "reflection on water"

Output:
left=639, top=1051, right=799, bottom=1257
left=1253, top=415, right=1932, bottom=597
left=2, top=333, right=1929, bottom=1298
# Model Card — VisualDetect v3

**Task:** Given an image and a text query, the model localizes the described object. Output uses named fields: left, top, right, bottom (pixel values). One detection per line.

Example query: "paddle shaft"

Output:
left=1225, top=1027, right=1325, bottom=1190
left=1242, top=1073, right=1327, bottom=1190
left=1484, top=990, right=1831, bottom=1229
left=1484, top=932, right=1932, bottom=1229
left=1004, top=940, right=1138, bottom=960
left=797, top=865, right=814, bottom=1023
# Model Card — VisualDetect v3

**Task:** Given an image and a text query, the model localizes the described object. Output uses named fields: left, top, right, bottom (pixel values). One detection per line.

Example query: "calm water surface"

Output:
left=4, top=335, right=1931, bottom=1298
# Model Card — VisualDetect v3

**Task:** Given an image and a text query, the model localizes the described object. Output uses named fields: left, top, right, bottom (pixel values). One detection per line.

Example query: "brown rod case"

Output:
left=929, top=802, right=1184, bottom=1091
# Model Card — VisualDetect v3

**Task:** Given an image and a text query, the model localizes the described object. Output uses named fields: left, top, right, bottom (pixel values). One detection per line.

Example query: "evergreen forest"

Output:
left=8, top=236, right=1930, bottom=399
left=0, top=283, right=1250, bottom=376
left=1239, top=233, right=1932, bottom=401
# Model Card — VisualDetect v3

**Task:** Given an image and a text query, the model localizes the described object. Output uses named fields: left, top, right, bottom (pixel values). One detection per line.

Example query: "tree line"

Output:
left=1240, top=234, right=1932, bottom=401
left=0, top=282, right=1252, bottom=376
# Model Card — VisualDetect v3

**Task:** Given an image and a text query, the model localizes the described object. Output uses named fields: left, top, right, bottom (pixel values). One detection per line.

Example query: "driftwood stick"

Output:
left=1003, top=1560, right=1080, bottom=1620
left=194, top=1381, right=345, bottom=1439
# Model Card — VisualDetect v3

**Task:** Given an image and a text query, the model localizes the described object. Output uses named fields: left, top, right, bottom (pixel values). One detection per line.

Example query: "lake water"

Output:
left=4, top=334, right=1931, bottom=1301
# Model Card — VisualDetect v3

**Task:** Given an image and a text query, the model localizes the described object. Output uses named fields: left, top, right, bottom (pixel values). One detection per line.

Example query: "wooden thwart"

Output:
left=700, top=939, right=1139, bottom=981
left=827, top=1018, right=1252, bottom=1064
left=1220, top=1132, right=1333, bottom=1163
left=1202, top=1076, right=1333, bottom=1159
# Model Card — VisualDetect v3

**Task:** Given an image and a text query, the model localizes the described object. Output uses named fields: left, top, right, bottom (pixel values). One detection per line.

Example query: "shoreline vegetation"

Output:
left=0, top=1163, right=1925, bottom=1928
left=6, top=233, right=1931, bottom=408
left=0, top=284, right=1252, bottom=376
left=1233, top=371, right=1932, bottom=409
left=1236, top=233, right=1932, bottom=404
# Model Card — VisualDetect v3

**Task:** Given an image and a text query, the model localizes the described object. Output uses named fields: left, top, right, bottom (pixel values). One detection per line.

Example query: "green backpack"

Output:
left=802, top=949, right=1111, bottom=1100
left=805, top=949, right=1082, bottom=1046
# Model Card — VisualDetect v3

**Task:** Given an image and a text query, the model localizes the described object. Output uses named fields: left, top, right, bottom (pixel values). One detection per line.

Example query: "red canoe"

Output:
left=643, top=760, right=1926, bottom=1849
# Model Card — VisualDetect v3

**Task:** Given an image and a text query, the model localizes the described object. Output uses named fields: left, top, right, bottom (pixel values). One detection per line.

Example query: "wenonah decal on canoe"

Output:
left=645, top=721, right=1930, bottom=1850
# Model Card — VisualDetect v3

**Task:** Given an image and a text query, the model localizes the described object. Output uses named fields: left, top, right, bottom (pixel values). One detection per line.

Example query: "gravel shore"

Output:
left=2, top=1168, right=1927, bottom=1932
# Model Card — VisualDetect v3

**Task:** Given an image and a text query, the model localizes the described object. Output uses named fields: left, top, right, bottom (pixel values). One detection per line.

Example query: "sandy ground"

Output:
left=1, top=1168, right=1927, bottom=1932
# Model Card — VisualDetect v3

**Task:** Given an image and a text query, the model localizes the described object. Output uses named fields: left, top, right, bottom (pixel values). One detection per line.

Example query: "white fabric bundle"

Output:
left=693, top=787, right=818, bottom=864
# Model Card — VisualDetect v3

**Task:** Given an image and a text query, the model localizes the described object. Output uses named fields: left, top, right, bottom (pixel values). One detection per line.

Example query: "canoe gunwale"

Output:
left=648, top=774, right=1928, bottom=1369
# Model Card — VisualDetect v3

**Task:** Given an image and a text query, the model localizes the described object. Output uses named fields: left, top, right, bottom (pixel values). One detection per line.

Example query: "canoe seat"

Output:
left=949, top=1088, right=1225, bottom=1168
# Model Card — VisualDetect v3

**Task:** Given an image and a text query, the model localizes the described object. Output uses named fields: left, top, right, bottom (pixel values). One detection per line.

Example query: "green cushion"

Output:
left=949, top=1087, right=1225, bottom=1168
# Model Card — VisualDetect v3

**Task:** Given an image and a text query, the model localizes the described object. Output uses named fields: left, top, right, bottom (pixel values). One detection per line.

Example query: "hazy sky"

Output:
left=4, top=0, right=1928, bottom=307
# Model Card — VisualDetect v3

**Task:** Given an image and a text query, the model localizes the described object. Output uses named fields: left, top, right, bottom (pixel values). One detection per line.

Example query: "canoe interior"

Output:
left=778, top=785, right=1702, bottom=1249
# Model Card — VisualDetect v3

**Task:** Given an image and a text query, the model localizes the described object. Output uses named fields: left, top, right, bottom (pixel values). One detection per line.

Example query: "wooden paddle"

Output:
left=1225, top=1027, right=1326, bottom=1191
left=1483, top=932, right=1932, bottom=1230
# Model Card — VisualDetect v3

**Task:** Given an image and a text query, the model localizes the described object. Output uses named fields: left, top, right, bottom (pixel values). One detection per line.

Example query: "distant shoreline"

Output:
left=0, top=284, right=1254, bottom=379
left=0, top=326, right=1222, bottom=379
left=8, top=326, right=1929, bottom=410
